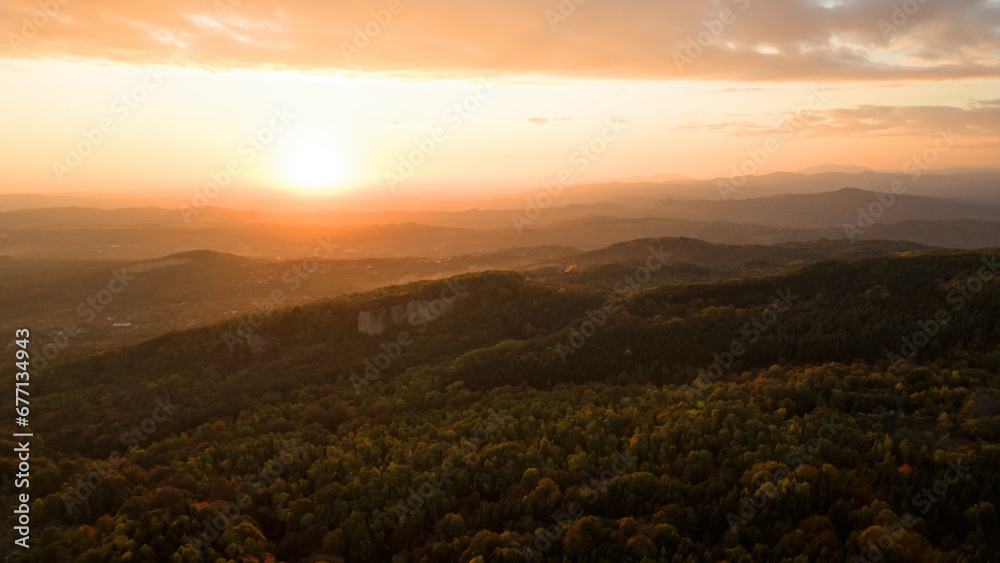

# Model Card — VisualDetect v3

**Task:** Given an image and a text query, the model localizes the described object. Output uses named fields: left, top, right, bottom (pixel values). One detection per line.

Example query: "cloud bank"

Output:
left=3, top=0, right=998, bottom=79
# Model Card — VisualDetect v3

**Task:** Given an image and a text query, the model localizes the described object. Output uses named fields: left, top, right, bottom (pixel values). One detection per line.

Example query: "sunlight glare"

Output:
left=281, top=131, right=353, bottom=192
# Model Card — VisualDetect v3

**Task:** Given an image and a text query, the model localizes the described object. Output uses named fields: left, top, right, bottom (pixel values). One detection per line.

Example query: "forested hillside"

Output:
left=0, top=237, right=925, bottom=355
left=2, top=244, right=998, bottom=562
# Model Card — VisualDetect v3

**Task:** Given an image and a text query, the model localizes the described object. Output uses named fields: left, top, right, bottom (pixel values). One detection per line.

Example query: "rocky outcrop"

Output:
left=358, top=299, right=455, bottom=336
left=358, top=309, right=388, bottom=336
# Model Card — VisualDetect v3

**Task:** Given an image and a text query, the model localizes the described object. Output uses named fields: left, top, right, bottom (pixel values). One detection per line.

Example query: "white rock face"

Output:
left=390, top=305, right=407, bottom=325
left=358, top=309, right=388, bottom=336
left=358, top=298, right=456, bottom=335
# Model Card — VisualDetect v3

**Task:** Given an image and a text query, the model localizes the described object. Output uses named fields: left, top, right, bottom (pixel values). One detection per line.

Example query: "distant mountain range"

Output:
left=1, top=187, right=998, bottom=262
left=3, top=186, right=999, bottom=229
left=796, top=163, right=873, bottom=174
left=3, top=168, right=997, bottom=214
left=654, top=187, right=1000, bottom=229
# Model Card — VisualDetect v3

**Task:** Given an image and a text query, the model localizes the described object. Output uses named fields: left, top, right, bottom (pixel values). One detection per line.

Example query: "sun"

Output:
left=280, top=132, right=353, bottom=193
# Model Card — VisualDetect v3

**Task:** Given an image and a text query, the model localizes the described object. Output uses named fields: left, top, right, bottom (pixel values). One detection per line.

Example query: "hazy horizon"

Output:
left=2, top=164, right=999, bottom=216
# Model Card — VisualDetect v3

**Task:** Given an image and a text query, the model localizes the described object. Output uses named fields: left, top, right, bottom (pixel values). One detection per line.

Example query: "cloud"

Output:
left=526, top=117, right=571, bottom=125
left=679, top=102, right=1000, bottom=138
left=803, top=104, right=1000, bottom=137
left=2, top=0, right=998, bottom=80
left=719, top=87, right=774, bottom=93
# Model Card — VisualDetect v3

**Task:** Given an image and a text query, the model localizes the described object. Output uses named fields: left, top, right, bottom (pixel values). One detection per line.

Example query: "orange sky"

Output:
left=1, top=0, right=998, bottom=201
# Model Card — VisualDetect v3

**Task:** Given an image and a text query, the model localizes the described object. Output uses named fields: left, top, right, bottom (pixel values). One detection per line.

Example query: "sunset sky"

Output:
left=1, top=0, right=998, bottom=201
